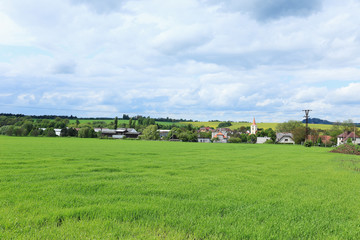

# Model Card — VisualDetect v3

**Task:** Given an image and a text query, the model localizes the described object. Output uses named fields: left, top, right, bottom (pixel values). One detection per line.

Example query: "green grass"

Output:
left=1, top=136, right=360, bottom=239
left=182, top=121, right=336, bottom=130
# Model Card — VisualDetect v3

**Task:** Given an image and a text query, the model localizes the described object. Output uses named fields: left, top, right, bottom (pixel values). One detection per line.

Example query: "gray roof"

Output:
left=115, top=128, right=138, bottom=133
left=276, top=133, right=294, bottom=142
left=102, top=129, right=116, bottom=134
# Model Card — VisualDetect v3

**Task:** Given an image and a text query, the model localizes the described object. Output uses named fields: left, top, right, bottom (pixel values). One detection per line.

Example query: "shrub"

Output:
left=304, top=141, right=312, bottom=147
left=264, top=139, right=274, bottom=144
left=228, top=137, right=242, bottom=143
left=217, top=121, right=232, bottom=128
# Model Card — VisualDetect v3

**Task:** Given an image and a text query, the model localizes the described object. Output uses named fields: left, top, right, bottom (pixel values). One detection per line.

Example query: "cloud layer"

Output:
left=0, top=0, right=360, bottom=121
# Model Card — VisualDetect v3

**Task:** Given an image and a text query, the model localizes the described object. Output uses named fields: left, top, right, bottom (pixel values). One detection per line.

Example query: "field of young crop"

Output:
left=182, top=121, right=334, bottom=130
left=1, top=136, right=360, bottom=239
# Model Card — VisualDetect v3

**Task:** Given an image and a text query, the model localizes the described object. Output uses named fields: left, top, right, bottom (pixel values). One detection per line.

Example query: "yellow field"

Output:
left=181, top=122, right=335, bottom=130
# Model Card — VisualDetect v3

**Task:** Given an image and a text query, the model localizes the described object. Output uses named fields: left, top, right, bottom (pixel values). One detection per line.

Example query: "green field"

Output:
left=182, top=121, right=335, bottom=130
left=1, top=136, right=360, bottom=239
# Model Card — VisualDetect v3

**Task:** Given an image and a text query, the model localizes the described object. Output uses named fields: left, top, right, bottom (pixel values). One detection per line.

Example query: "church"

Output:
left=250, top=117, right=257, bottom=135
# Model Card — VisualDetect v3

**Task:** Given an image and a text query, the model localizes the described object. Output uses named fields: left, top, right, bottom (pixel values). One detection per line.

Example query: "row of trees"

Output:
left=140, top=124, right=198, bottom=142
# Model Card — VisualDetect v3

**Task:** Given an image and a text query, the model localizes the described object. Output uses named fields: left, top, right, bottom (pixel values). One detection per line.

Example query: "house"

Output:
left=54, top=129, right=62, bottom=136
left=337, top=131, right=360, bottom=146
left=199, top=127, right=215, bottom=132
left=212, top=132, right=228, bottom=143
left=307, top=135, right=332, bottom=145
left=276, top=133, right=295, bottom=144
left=217, top=128, right=233, bottom=134
left=257, top=137, right=271, bottom=144
left=158, top=130, right=171, bottom=139
left=198, top=138, right=211, bottom=143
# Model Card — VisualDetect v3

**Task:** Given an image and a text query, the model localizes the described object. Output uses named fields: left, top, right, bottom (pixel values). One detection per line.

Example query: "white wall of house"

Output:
left=158, top=130, right=171, bottom=138
left=257, top=137, right=271, bottom=144
left=198, top=138, right=211, bottom=143
left=54, top=129, right=61, bottom=136
left=112, top=135, right=125, bottom=139
left=337, top=137, right=360, bottom=146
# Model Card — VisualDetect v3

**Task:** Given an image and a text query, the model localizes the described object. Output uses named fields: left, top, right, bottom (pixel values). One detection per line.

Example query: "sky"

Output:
left=0, top=0, right=360, bottom=122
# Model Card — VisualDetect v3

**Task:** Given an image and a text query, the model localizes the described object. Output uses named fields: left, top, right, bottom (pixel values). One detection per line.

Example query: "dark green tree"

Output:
left=276, top=120, right=303, bottom=133
left=114, top=116, right=118, bottom=130
left=78, top=127, right=96, bottom=138
left=43, top=128, right=56, bottom=137
left=247, top=134, right=257, bottom=144
left=217, top=121, right=232, bottom=128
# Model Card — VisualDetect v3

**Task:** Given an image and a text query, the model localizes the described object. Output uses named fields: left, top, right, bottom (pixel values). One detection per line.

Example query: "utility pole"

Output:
left=354, top=124, right=356, bottom=144
left=303, top=110, right=311, bottom=142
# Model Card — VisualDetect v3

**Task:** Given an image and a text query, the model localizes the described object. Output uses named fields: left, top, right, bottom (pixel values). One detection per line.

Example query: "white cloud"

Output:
left=1, top=0, right=360, bottom=121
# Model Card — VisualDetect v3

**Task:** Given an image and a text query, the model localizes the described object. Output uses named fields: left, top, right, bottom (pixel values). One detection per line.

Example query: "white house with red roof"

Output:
left=250, top=117, right=257, bottom=135
left=337, top=131, right=360, bottom=146
left=212, top=131, right=228, bottom=143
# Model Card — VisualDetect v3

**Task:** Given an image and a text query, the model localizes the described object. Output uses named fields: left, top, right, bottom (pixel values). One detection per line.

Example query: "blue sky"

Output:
left=0, top=0, right=360, bottom=122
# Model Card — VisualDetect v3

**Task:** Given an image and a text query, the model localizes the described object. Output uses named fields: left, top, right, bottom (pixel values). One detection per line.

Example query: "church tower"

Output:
left=250, top=117, right=257, bottom=135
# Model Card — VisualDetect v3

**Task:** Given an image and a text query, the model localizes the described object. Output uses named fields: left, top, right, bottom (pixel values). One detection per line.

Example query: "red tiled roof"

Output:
left=338, top=131, right=359, bottom=139
left=214, top=133, right=227, bottom=138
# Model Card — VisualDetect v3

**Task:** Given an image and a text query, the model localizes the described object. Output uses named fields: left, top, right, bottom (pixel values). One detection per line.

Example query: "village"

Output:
left=1, top=114, right=358, bottom=147
left=86, top=118, right=359, bottom=146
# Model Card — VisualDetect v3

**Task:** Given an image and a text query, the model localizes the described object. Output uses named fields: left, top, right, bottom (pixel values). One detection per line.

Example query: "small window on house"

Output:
left=285, top=139, right=288, bottom=142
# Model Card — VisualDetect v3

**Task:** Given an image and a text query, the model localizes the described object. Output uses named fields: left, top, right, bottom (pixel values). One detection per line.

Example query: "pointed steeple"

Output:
left=252, top=117, right=256, bottom=126
left=250, top=117, right=257, bottom=134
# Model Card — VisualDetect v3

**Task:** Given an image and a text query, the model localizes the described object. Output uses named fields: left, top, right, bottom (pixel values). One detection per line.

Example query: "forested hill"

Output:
left=303, top=118, right=360, bottom=126
left=302, top=118, right=333, bottom=125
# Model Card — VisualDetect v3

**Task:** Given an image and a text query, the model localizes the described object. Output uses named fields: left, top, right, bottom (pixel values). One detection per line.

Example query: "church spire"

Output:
left=251, top=117, right=257, bottom=134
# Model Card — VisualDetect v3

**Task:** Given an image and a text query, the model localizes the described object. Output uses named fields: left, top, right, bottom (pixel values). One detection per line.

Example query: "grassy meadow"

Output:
left=1, top=136, right=360, bottom=239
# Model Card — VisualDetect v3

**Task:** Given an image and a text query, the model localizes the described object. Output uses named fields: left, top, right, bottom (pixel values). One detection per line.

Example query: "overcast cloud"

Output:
left=0, top=0, right=359, bottom=122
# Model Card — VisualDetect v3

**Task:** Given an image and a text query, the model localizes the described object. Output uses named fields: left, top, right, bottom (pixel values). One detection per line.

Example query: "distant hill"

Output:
left=302, top=118, right=360, bottom=127
left=302, top=118, right=333, bottom=125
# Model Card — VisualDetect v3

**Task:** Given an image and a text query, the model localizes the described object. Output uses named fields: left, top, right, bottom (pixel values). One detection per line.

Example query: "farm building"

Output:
left=96, top=128, right=140, bottom=139
left=276, top=133, right=295, bottom=144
